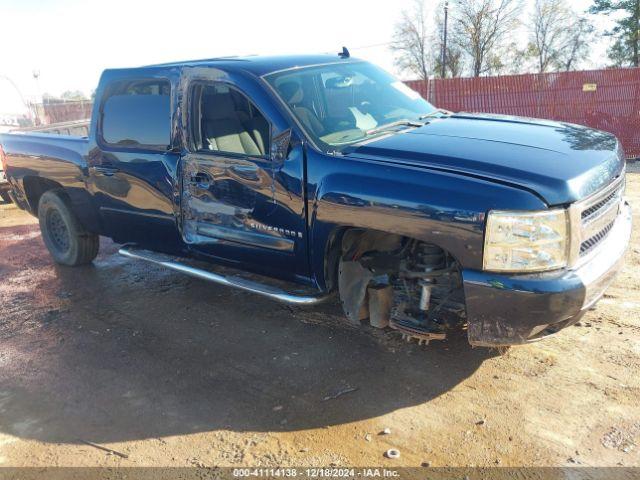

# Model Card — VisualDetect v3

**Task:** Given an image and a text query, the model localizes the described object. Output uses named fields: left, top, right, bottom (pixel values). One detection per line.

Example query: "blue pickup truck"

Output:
left=0, top=53, right=632, bottom=347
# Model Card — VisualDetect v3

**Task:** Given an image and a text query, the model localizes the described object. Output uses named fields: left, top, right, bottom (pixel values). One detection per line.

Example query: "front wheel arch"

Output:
left=327, top=227, right=468, bottom=341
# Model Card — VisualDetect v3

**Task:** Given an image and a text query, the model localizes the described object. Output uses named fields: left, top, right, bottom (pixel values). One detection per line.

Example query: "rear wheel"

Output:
left=0, top=190, right=10, bottom=203
left=38, top=190, right=99, bottom=266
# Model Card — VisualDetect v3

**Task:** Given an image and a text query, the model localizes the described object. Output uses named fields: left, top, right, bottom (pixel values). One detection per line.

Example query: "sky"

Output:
left=0, top=0, right=615, bottom=115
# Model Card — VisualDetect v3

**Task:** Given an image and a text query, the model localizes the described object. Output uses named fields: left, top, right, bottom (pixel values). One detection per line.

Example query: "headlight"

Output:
left=483, top=209, right=569, bottom=272
left=618, top=142, right=627, bottom=195
left=616, top=140, right=625, bottom=162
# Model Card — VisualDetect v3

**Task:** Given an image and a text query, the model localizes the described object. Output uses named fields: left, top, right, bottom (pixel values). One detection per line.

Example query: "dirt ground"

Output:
left=0, top=173, right=639, bottom=470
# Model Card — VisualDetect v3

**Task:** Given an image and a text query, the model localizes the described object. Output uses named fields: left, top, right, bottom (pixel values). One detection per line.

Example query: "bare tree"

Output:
left=487, top=41, right=528, bottom=75
left=561, top=17, right=595, bottom=71
left=437, top=47, right=464, bottom=77
left=528, top=0, right=594, bottom=73
left=529, top=0, right=569, bottom=72
left=391, top=0, right=432, bottom=81
left=452, top=0, right=523, bottom=77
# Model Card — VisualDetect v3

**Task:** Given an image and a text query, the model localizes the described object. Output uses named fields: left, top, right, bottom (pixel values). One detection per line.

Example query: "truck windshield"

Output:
left=265, top=62, right=437, bottom=151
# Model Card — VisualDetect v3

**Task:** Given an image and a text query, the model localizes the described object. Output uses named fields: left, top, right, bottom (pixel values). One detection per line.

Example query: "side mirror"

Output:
left=270, top=129, right=292, bottom=162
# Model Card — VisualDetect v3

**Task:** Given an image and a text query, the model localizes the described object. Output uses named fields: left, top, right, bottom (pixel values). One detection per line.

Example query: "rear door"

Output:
left=179, top=69, right=310, bottom=282
left=87, top=73, right=182, bottom=250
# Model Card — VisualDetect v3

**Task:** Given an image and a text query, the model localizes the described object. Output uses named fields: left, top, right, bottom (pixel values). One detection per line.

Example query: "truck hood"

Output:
left=346, top=113, right=625, bottom=205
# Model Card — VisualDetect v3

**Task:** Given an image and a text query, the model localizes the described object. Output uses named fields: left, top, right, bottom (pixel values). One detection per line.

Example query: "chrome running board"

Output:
left=118, top=246, right=331, bottom=306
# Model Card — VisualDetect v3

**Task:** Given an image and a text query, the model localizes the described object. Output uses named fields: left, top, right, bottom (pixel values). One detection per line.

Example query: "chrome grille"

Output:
left=569, top=174, right=625, bottom=266
left=581, top=187, right=622, bottom=221
left=580, top=220, right=615, bottom=255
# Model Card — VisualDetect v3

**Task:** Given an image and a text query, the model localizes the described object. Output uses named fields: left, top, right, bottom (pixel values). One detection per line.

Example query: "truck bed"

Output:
left=0, top=131, right=89, bottom=165
left=12, top=119, right=90, bottom=137
left=0, top=130, right=90, bottom=213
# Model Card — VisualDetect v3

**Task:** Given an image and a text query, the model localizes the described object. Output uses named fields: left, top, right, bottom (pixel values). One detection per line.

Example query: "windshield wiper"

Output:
left=419, top=109, right=453, bottom=120
left=366, top=119, right=423, bottom=136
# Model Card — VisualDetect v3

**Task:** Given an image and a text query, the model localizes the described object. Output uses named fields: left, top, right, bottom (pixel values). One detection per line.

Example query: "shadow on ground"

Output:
left=0, top=225, right=494, bottom=444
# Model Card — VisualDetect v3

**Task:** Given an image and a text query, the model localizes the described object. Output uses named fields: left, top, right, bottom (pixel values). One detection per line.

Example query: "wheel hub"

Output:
left=46, top=209, right=70, bottom=253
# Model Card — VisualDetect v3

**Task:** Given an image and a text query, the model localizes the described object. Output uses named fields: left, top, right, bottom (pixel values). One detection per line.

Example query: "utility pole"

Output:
left=442, top=1, right=449, bottom=78
left=32, top=70, right=42, bottom=125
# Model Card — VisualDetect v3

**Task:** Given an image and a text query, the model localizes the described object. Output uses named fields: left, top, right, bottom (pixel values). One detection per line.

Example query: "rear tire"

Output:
left=0, top=190, right=10, bottom=203
left=38, top=190, right=99, bottom=266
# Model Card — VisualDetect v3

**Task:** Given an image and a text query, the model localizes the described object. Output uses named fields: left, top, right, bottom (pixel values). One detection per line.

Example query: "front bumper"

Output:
left=463, top=201, right=632, bottom=346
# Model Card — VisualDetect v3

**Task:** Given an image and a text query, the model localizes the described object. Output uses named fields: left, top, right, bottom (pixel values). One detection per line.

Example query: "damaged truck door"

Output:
left=180, top=69, right=310, bottom=279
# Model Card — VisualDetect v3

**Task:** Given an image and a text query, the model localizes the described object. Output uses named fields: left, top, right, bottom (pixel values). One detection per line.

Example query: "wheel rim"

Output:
left=46, top=209, right=70, bottom=253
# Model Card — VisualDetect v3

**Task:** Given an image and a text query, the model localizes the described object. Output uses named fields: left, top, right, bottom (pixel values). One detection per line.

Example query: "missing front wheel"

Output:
left=338, top=234, right=466, bottom=344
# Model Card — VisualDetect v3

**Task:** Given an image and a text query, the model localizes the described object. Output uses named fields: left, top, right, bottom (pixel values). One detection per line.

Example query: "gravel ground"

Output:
left=0, top=173, right=638, bottom=469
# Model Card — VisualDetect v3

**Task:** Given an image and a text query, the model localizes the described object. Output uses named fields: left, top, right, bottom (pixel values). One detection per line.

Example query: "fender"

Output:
left=306, top=149, right=548, bottom=290
left=1, top=134, right=101, bottom=233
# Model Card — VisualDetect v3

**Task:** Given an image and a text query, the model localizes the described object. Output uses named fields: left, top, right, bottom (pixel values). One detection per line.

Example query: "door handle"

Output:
left=91, top=166, right=119, bottom=177
left=189, top=172, right=212, bottom=189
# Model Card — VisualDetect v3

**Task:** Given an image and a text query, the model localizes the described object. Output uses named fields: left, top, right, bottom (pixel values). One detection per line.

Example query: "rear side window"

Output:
left=101, top=80, right=171, bottom=149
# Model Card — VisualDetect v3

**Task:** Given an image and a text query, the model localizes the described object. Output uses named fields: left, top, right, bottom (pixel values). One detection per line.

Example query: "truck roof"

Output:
left=141, top=54, right=361, bottom=77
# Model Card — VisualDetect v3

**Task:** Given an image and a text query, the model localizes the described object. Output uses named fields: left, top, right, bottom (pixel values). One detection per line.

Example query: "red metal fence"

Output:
left=406, top=67, right=640, bottom=159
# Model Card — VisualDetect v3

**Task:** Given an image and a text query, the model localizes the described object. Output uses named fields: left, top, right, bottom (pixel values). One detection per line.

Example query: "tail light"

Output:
left=0, top=144, right=7, bottom=172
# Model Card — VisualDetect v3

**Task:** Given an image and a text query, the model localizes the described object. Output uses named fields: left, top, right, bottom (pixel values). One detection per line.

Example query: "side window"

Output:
left=101, top=80, right=171, bottom=150
left=192, top=83, right=270, bottom=157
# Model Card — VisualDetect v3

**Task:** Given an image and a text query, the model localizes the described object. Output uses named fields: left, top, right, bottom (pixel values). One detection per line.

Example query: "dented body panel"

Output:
left=0, top=54, right=631, bottom=346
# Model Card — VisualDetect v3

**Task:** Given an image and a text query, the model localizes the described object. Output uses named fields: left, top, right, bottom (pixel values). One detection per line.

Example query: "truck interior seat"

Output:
left=201, top=93, right=261, bottom=156
left=243, top=115, right=269, bottom=156
left=323, top=77, right=357, bottom=130
left=278, top=81, right=325, bottom=136
left=229, top=91, right=270, bottom=155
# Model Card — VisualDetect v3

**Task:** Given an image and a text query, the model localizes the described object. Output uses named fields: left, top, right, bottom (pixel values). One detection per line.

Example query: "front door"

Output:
left=180, top=76, right=309, bottom=282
